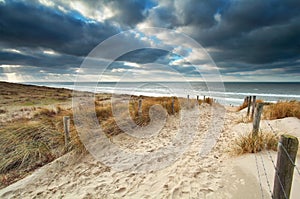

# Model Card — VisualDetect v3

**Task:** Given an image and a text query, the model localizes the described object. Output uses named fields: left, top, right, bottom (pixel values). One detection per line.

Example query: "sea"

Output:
left=24, top=82, right=300, bottom=106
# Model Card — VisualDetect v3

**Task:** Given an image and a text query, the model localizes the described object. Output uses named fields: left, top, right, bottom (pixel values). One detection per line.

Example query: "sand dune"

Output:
left=1, top=104, right=300, bottom=198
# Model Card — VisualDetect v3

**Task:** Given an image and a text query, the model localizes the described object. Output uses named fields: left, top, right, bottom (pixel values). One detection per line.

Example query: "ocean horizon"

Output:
left=23, top=81, right=300, bottom=106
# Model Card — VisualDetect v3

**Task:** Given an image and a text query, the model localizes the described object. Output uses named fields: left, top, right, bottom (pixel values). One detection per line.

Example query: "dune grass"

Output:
left=264, top=100, right=300, bottom=119
left=237, top=98, right=264, bottom=111
left=204, top=97, right=214, bottom=105
left=98, top=96, right=181, bottom=136
left=237, top=101, right=249, bottom=111
left=0, top=124, right=57, bottom=173
left=232, top=131, right=278, bottom=155
left=0, top=120, right=64, bottom=187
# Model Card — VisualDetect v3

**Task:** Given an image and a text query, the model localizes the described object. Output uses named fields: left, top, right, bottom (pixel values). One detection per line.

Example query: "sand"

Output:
left=1, top=104, right=300, bottom=198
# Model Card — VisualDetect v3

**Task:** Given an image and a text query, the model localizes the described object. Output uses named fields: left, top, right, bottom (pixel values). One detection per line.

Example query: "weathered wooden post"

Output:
left=273, top=135, right=299, bottom=199
left=247, top=96, right=252, bottom=116
left=172, top=97, right=175, bottom=114
left=197, top=95, right=199, bottom=101
left=203, top=95, right=206, bottom=101
left=251, top=96, right=257, bottom=119
left=244, top=96, right=248, bottom=104
left=187, top=95, right=190, bottom=109
left=138, top=99, right=142, bottom=116
left=252, top=103, right=264, bottom=137
left=63, top=116, right=70, bottom=149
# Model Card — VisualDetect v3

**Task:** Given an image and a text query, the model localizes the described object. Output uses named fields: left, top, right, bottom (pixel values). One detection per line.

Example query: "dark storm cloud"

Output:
left=0, top=0, right=163, bottom=75
left=0, top=0, right=119, bottom=56
left=188, top=0, right=300, bottom=66
left=0, top=49, right=82, bottom=70
left=108, top=0, right=155, bottom=27
left=116, top=49, right=169, bottom=64
left=146, top=0, right=300, bottom=75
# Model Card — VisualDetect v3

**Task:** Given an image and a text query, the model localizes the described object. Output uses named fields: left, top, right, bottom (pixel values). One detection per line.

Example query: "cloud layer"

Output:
left=0, top=0, right=299, bottom=82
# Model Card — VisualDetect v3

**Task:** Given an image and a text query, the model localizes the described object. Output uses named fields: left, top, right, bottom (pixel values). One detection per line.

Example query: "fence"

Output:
left=245, top=96, right=299, bottom=199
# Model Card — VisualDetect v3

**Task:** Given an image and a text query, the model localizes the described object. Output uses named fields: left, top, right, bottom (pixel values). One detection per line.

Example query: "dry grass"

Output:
left=232, top=131, right=279, bottom=155
left=98, top=96, right=180, bottom=137
left=264, top=100, right=300, bottom=119
left=196, top=97, right=214, bottom=106
left=237, top=101, right=249, bottom=111
left=0, top=106, right=76, bottom=188
left=204, top=97, right=213, bottom=105
left=0, top=121, right=64, bottom=187
left=33, top=106, right=63, bottom=117
left=0, top=81, right=72, bottom=107
left=235, top=116, right=252, bottom=124
left=0, top=125, right=55, bottom=173
left=256, top=99, right=264, bottom=104
left=237, top=98, right=264, bottom=111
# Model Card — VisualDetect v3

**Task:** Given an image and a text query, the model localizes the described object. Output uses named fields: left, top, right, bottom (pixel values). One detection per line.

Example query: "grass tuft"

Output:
left=204, top=97, right=213, bottom=105
left=232, top=131, right=278, bottom=155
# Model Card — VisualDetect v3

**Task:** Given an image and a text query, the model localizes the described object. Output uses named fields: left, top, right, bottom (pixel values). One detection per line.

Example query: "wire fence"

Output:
left=255, top=153, right=266, bottom=199
left=264, top=119, right=300, bottom=177
left=251, top=106, right=299, bottom=199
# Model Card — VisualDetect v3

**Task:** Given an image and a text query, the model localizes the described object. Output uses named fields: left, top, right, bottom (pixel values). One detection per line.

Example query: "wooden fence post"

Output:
left=247, top=96, right=252, bottom=116
left=252, top=103, right=264, bottom=137
left=172, top=97, right=175, bottom=114
left=187, top=95, right=190, bottom=108
left=197, top=95, right=199, bottom=101
left=251, top=96, right=257, bottom=119
left=273, top=135, right=299, bottom=199
left=138, top=99, right=142, bottom=116
left=203, top=95, right=206, bottom=101
left=244, top=96, right=248, bottom=104
left=63, top=116, right=70, bottom=149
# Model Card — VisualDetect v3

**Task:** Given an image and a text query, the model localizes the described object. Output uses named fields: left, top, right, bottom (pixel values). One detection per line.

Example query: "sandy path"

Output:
left=1, top=104, right=292, bottom=198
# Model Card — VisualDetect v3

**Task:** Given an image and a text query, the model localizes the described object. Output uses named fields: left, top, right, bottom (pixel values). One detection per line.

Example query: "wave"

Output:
left=199, top=91, right=300, bottom=98
left=24, top=82, right=300, bottom=106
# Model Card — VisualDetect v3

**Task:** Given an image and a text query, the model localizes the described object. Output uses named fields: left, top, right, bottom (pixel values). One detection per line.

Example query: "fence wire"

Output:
left=255, top=154, right=265, bottom=199
left=278, top=142, right=300, bottom=176
left=264, top=150, right=288, bottom=199
left=264, top=120, right=300, bottom=177
left=259, top=152, right=273, bottom=197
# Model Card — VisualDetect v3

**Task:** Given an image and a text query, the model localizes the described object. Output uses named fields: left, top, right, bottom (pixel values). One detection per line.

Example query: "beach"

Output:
left=1, top=0, right=300, bottom=198
left=0, top=82, right=300, bottom=198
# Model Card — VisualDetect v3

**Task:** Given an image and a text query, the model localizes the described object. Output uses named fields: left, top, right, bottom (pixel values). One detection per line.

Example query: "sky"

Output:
left=0, top=0, right=299, bottom=82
